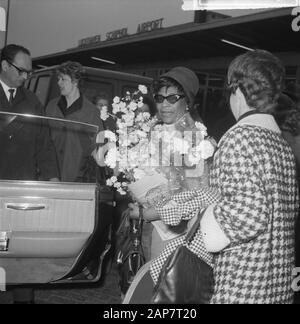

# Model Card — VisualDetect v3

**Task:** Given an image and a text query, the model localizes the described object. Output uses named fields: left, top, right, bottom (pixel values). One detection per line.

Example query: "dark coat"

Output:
left=46, top=95, right=103, bottom=182
left=0, top=84, right=59, bottom=180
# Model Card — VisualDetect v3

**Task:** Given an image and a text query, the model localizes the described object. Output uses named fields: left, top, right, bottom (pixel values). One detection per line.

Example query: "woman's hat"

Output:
left=161, top=66, right=199, bottom=105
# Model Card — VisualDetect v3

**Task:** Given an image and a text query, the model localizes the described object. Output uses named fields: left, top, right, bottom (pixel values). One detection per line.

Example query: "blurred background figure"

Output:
left=93, top=91, right=116, bottom=131
left=94, top=91, right=109, bottom=112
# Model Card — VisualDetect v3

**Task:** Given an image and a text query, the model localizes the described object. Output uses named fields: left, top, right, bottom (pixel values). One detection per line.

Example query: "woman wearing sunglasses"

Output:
left=123, top=67, right=216, bottom=303
left=153, top=68, right=199, bottom=124
left=127, top=67, right=214, bottom=259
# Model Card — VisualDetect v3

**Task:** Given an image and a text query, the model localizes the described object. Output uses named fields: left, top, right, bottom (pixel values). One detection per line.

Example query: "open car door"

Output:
left=0, top=111, right=114, bottom=288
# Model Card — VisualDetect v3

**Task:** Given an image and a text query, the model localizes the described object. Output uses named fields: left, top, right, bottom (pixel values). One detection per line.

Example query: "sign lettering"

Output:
left=78, top=34, right=101, bottom=47
left=136, top=18, right=164, bottom=34
left=78, top=18, right=164, bottom=48
left=106, top=28, right=128, bottom=41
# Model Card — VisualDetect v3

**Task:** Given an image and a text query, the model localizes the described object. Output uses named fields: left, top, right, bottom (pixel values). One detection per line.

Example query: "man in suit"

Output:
left=0, top=44, right=59, bottom=181
left=0, top=44, right=59, bottom=304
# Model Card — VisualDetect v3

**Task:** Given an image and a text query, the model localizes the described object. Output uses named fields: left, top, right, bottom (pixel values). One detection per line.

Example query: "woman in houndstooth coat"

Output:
left=199, top=50, right=299, bottom=304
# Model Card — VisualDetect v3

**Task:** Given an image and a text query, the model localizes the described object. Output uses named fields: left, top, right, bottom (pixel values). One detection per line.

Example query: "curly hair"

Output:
left=56, top=61, right=84, bottom=83
left=227, top=50, right=285, bottom=113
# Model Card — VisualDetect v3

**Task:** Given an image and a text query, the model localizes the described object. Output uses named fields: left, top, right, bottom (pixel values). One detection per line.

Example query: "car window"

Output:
left=0, top=111, right=100, bottom=184
left=82, top=78, right=114, bottom=106
left=35, top=75, right=51, bottom=106
left=28, top=77, right=37, bottom=92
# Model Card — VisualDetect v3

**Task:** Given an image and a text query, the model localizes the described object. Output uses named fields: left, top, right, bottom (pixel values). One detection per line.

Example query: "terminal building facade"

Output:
left=32, top=7, right=300, bottom=139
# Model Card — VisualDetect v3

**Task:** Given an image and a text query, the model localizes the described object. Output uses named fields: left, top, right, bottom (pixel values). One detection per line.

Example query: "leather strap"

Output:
left=185, top=209, right=206, bottom=244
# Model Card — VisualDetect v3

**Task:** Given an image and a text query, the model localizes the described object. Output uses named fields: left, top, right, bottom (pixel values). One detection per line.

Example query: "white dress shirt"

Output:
left=0, top=78, right=16, bottom=102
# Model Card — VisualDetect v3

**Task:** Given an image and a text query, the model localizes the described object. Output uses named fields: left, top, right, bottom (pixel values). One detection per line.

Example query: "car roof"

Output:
left=33, top=65, right=153, bottom=83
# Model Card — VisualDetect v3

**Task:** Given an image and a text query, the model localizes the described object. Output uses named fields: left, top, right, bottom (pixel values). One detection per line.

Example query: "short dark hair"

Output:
left=227, top=49, right=285, bottom=112
left=0, top=44, right=31, bottom=64
left=153, top=77, right=185, bottom=99
left=56, top=61, right=84, bottom=83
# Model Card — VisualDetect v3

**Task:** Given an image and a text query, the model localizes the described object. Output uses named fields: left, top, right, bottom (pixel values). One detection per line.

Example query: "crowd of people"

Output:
left=0, top=43, right=299, bottom=304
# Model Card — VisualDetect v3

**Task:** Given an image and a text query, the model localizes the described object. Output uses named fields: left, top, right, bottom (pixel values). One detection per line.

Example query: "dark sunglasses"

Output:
left=6, top=59, right=33, bottom=78
left=154, top=94, right=185, bottom=104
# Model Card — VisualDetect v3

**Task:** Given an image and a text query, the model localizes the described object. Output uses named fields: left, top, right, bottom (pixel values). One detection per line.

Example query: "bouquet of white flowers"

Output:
left=96, top=86, right=216, bottom=208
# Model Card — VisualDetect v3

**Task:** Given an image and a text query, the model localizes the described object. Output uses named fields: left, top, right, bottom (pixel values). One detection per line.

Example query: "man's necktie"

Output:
left=8, top=89, right=15, bottom=105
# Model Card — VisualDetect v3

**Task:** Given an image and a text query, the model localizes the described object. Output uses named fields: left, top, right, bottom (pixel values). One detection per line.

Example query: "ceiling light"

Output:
left=91, top=56, right=116, bottom=65
left=221, top=39, right=254, bottom=51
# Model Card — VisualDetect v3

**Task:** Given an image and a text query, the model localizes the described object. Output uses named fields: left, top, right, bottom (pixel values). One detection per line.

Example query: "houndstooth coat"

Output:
left=209, top=113, right=298, bottom=304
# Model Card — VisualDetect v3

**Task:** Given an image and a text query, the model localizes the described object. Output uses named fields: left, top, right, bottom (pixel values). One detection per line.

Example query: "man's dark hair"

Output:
left=0, top=44, right=31, bottom=64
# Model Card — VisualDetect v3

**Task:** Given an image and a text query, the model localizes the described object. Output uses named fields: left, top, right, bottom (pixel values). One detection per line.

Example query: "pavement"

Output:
left=0, top=262, right=122, bottom=304
left=1, top=270, right=300, bottom=304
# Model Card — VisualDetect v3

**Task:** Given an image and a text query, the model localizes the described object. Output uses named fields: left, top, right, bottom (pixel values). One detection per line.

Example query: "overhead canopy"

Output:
left=33, top=8, right=299, bottom=70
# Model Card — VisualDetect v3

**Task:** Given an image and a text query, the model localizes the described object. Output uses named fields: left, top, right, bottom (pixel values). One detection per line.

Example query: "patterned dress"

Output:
left=209, top=114, right=298, bottom=304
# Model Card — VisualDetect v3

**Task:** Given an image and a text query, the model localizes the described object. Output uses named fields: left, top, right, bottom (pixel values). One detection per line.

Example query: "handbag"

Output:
left=151, top=210, right=214, bottom=304
left=116, top=206, right=146, bottom=295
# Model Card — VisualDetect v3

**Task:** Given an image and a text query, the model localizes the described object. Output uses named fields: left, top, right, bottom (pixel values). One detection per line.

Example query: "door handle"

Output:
left=6, top=203, right=46, bottom=211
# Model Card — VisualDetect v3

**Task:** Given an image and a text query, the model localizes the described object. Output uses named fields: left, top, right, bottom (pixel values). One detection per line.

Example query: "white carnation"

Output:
left=104, top=130, right=117, bottom=142
left=110, top=176, right=118, bottom=183
left=195, top=122, right=208, bottom=138
left=128, top=101, right=138, bottom=111
left=112, top=103, right=120, bottom=114
left=105, top=148, right=118, bottom=169
left=100, top=106, right=109, bottom=121
left=138, top=85, right=148, bottom=94
left=199, top=140, right=215, bottom=160
left=113, top=96, right=120, bottom=104
left=117, top=187, right=127, bottom=195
